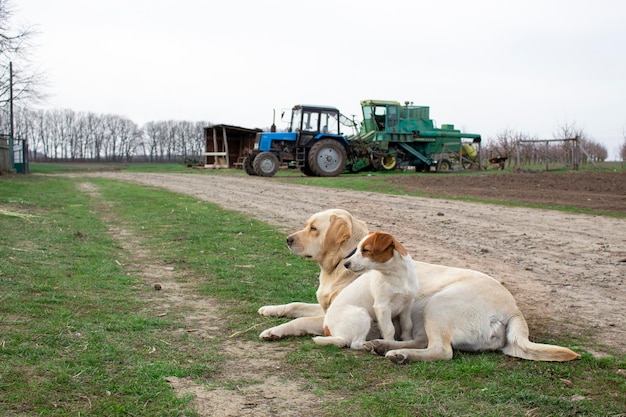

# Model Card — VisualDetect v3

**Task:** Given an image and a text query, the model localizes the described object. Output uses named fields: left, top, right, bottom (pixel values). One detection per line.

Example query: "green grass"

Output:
left=29, top=161, right=626, bottom=218
left=0, top=177, right=214, bottom=416
left=28, top=160, right=626, bottom=175
left=90, top=179, right=319, bottom=315
left=1, top=174, right=624, bottom=416
left=292, top=347, right=625, bottom=416
left=27, top=162, right=130, bottom=173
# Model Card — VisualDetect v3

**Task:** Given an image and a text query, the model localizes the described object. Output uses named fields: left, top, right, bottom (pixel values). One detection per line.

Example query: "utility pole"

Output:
left=10, top=62, right=14, bottom=138
left=8, top=62, right=14, bottom=170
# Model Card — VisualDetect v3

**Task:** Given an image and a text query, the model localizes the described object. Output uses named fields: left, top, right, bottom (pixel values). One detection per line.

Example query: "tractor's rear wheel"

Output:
left=307, top=139, right=347, bottom=177
left=243, top=155, right=257, bottom=175
left=252, top=152, right=280, bottom=177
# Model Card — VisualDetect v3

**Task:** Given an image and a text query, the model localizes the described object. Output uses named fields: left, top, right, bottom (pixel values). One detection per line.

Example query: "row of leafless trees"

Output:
left=9, top=106, right=210, bottom=162
left=479, top=125, right=610, bottom=169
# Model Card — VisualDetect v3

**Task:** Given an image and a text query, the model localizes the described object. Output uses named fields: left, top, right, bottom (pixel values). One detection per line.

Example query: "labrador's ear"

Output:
left=323, top=214, right=352, bottom=251
left=320, top=214, right=354, bottom=273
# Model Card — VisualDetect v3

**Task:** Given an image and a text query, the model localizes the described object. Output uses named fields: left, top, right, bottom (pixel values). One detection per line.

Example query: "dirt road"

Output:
left=82, top=172, right=625, bottom=355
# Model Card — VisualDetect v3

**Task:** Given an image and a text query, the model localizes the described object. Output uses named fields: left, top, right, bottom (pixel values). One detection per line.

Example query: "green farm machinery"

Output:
left=349, top=99, right=481, bottom=173
left=244, top=99, right=481, bottom=176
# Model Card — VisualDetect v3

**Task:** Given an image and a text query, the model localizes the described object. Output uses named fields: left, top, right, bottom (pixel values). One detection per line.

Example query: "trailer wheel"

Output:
left=308, top=139, right=347, bottom=177
left=437, top=158, right=452, bottom=172
left=372, top=155, right=397, bottom=171
left=243, top=155, right=257, bottom=176
left=252, top=152, right=279, bottom=177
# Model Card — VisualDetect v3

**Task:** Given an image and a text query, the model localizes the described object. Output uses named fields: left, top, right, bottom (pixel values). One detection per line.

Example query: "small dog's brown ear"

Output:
left=392, top=237, right=407, bottom=256
left=370, top=232, right=394, bottom=254
left=372, top=232, right=407, bottom=256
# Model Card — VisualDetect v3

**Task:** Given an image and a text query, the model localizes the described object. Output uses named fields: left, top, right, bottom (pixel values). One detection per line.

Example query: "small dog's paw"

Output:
left=363, top=339, right=389, bottom=356
left=351, top=341, right=365, bottom=350
left=386, top=350, right=409, bottom=364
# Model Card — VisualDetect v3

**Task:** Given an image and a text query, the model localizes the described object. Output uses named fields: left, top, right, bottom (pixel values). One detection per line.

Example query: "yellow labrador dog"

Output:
left=258, top=209, right=579, bottom=362
left=313, top=231, right=418, bottom=350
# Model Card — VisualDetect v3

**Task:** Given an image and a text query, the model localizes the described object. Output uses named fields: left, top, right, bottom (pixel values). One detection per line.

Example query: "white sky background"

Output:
left=14, top=0, right=626, bottom=159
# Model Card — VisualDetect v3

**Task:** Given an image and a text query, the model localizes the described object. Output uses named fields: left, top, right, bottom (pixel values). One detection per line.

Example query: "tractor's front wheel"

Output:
left=307, top=139, right=347, bottom=177
left=252, top=152, right=280, bottom=177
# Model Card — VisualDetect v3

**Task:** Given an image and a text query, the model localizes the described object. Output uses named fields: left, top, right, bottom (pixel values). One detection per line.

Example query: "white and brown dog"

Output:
left=312, top=231, right=418, bottom=350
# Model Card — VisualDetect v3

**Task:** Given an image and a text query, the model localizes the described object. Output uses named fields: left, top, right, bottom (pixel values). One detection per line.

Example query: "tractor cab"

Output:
left=290, top=105, right=342, bottom=147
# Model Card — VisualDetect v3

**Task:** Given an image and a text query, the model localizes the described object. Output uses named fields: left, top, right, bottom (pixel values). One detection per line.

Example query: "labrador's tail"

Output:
left=502, top=314, right=580, bottom=362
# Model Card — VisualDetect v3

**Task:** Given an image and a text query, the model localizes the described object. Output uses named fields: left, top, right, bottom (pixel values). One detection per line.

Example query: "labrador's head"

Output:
left=286, top=209, right=368, bottom=272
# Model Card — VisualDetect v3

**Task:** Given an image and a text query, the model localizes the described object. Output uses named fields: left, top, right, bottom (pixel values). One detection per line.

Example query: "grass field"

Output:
left=27, top=160, right=626, bottom=175
left=1, top=171, right=624, bottom=416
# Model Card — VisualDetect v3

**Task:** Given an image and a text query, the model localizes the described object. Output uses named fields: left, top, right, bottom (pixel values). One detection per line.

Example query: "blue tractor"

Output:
left=243, top=104, right=356, bottom=177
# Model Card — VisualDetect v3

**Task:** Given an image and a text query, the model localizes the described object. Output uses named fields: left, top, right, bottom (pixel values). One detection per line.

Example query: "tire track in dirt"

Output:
left=76, top=181, right=327, bottom=417
left=75, top=173, right=626, bottom=356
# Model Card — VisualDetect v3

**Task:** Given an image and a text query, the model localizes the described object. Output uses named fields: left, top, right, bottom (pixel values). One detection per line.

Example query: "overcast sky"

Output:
left=15, top=0, right=626, bottom=159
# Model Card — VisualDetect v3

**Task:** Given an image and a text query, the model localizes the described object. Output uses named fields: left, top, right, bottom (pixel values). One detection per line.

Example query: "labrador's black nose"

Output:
left=344, top=261, right=351, bottom=269
left=286, top=236, right=294, bottom=247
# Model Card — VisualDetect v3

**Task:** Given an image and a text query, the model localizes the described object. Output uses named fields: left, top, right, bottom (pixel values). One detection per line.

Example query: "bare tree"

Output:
left=0, top=0, right=44, bottom=112
left=482, top=129, right=535, bottom=169
left=193, top=121, right=208, bottom=158
left=118, top=117, right=141, bottom=162
left=553, top=121, right=607, bottom=164
left=32, top=108, right=47, bottom=159
left=142, top=121, right=164, bottom=162
left=83, top=112, right=101, bottom=160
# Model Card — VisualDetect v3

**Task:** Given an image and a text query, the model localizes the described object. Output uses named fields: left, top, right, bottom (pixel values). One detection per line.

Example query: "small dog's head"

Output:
left=286, top=209, right=368, bottom=272
left=343, top=231, right=407, bottom=273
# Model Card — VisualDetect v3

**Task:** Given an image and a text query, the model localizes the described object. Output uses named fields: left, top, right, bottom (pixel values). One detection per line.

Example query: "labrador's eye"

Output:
left=310, top=226, right=317, bottom=231
left=361, top=248, right=369, bottom=253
